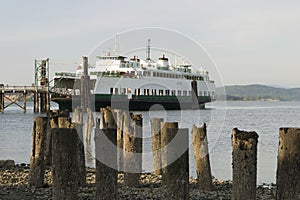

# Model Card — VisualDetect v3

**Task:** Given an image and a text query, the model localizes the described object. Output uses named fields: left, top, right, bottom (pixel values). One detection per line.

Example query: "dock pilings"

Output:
left=232, top=128, right=259, bottom=200
left=95, top=108, right=118, bottom=200
left=29, top=109, right=86, bottom=194
left=27, top=106, right=300, bottom=199
left=150, top=118, right=164, bottom=176
left=0, top=91, right=4, bottom=113
left=276, top=128, right=300, bottom=200
left=52, top=128, right=79, bottom=200
left=29, top=117, right=48, bottom=187
left=123, top=112, right=143, bottom=187
left=192, top=123, right=213, bottom=191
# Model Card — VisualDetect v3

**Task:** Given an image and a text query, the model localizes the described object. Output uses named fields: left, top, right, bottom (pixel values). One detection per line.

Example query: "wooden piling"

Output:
left=192, top=123, right=213, bottom=191
left=40, top=93, right=44, bottom=113
left=81, top=56, right=91, bottom=111
left=100, top=107, right=117, bottom=129
left=151, top=118, right=164, bottom=175
left=29, top=117, right=48, bottom=187
left=45, top=93, right=50, bottom=112
left=164, top=127, right=189, bottom=200
left=40, top=93, right=47, bottom=113
left=75, top=123, right=87, bottom=186
left=52, top=128, right=79, bottom=200
left=0, top=92, right=3, bottom=113
left=132, top=114, right=143, bottom=171
left=161, top=122, right=178, bottom=182
left=85, top=108, right=94, bottom=144
left=123, top=113, right=143, bottom=187
left=115, top=109, right=124, bottom=172
left=34, top=93, right=39, bottom=113
left=58, top=117, right=71, bottom=128
left=45, top=111, right=57, bottom=166
left=23, top=91, right=26, bottom=113
left=73, top=107, right=80, bottom=123
left=191, top=80, right=199, bottom=109
left=276, top=128, right=300, bottom=200
left=95, top=110, right=118, bottom=200
left=232, top=128, right=259, bottom=200
left=45, top=110, right=71, bottom=166
left=53, top=110, right=86, bottom=186
left=73, top=108, right=86, bottom=186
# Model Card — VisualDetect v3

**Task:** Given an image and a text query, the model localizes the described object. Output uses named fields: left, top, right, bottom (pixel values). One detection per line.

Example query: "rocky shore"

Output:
left=0, top=166, right=276, bottom=200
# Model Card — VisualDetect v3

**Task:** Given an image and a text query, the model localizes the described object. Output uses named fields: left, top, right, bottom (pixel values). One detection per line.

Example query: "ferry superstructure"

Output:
left=51, top=41, right=216, bottom=111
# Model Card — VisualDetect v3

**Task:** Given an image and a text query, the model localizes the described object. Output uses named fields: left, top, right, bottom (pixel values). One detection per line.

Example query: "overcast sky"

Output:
left=0, top=0, right=299, bottom=87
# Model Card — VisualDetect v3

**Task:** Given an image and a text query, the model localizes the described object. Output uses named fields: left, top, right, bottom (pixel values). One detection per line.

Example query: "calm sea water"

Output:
left=0, top=101, right=300, bottom=184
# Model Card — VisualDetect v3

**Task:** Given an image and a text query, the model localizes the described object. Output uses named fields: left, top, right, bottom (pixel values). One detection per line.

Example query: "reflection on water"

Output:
left=1, top=101, right=300, bottom=184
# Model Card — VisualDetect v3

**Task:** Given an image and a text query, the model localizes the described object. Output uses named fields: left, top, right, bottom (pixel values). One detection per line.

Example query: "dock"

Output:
left=0, top=58, right=51, bottom=113
left=0, top=85, right=50, bottom=113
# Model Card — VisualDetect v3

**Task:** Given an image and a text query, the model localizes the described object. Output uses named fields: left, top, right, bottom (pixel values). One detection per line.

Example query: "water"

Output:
left=1, top=101, right=300, bottom=184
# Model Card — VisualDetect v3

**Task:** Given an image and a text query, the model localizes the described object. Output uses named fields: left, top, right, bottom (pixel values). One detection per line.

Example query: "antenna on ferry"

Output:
left=114, top=34, right=118, bottom=54
left=146, top=38, right=151, bottom=61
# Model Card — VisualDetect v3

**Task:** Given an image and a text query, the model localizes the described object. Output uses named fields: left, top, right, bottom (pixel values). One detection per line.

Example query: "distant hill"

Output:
left=216, top=84, right=300, bottom=101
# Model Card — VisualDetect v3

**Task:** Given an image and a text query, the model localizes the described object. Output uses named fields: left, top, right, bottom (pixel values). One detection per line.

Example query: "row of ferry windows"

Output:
left=143, top=71, right=209, bottom=81
left=110, top=88, right=214, bottom=96
left=100, top=70, right=209, bottom=81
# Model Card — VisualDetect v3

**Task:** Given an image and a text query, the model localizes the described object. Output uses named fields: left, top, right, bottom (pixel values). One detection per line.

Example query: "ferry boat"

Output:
left=51, top=40, right=216, bottom=111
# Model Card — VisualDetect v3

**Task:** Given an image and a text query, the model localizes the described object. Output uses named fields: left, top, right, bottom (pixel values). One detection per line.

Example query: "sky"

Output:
left=0, top=0, right=299, bottom=87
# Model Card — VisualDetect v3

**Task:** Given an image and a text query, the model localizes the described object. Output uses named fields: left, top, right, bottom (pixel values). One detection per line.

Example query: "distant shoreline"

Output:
left=216, top=84, right=300, bottom=101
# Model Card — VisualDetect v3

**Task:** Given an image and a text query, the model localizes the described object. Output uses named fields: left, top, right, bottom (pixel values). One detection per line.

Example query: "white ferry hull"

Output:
left=52, top=76, right=215, bottom=111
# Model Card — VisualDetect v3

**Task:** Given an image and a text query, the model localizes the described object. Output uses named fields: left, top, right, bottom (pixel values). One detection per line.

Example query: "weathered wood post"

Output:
left=123, top=113, right=143, bottom=187
left=100, top=107, right=116, bottom=129
left=232, top=128, right=259, bottom=200
left=58, top=117, right=71, bottom=128
left=40, top=92, right=46, bottom=113
left=276, top=128, right=300, bottom=200
left=45, top=110, right=71, bottom=166
left=115, top=109, right=124, bottom=172
left=46, top=108, right=85, bottom=184
left=0, top=91, right=4, bottom=113
left=151, top=118, right=164, bottom=175
left=75, top=108, right=87, bottom=186
left=132, top=114, right=143, bottom=172
left=73, top=107, right=80, bottom=123
left=34, top=92, right=39, bottom=113
left=69, top=107, right=87, bottom=186
left=45, top=93, right=50, bottom=112
left=52, top=128, right=79, bottom=200
left=95, top=108, right=118, bottom=200
left=163, top=125, right=189, bottom=200
left=23, top=91, right=27, bottom=113
left=191, top=80, right=199, bottom=109
left=192, top=123, right=213, bottom=191
left=81, top=56, right=91, bottom=112
left=85, top=107, right=94, bottom=144
left=29, top=117, right=48, bottom=187
left=56, top=110, right=86, bottom=186
left=84, top=108, right=94, bottom=164
left=45, top=111, right=56, bottom=166
left=161, top=122, right=178, bottom=182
